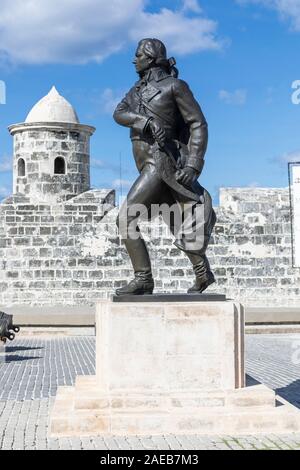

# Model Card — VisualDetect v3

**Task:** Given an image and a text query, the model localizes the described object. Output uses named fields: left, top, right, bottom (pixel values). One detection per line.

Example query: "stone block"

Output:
left=95, top=301, right=244, bottom=392
left=50, top=380, right=300, bottom=437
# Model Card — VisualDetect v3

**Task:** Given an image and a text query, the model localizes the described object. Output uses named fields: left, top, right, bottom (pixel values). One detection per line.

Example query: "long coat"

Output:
left=113, top=67, right=208, bottom=174
left=113, top=67, right=216, bottom=254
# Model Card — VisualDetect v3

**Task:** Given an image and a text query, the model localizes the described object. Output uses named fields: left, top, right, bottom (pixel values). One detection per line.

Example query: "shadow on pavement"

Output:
left=246, top=374, right=261, bottom=387
left=1, top=355, right=42, bottom=362
left=276, top=380, right=300, bottom=409
left=5, top=346, right=44, bottom=353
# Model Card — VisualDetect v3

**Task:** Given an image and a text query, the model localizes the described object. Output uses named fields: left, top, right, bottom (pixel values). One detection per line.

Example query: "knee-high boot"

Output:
left=115, top=235, right=154, bottom=296
left=184, top=251, right=215, bottom=294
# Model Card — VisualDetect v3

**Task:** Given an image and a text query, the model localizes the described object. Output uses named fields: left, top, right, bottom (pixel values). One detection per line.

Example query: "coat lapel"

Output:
left=141, top=83, right=161, bottom=102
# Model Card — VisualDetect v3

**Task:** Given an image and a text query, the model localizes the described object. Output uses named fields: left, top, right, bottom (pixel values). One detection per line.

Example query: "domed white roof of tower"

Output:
left=25, top=86, right=79, bottom=124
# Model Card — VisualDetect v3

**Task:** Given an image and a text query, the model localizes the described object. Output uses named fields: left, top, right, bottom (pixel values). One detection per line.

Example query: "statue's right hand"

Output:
left=148, top=119, right=166, bottom=147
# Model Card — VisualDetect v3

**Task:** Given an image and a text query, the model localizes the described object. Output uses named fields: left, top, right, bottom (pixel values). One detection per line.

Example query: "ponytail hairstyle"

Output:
left=138, top=38, right=179, bottom=78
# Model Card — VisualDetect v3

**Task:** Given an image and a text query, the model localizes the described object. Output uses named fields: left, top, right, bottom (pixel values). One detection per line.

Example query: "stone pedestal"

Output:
left=50, top=300, right=300, bottom=436
left=96, top=301, right=244, bottom=392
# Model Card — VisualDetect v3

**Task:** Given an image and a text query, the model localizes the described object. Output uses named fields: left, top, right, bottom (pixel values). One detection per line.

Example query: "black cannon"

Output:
left=0, top=312, right=20, bottom=343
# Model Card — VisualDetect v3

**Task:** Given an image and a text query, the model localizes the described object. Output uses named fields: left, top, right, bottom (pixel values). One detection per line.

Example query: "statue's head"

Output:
left=133, top=38, right=178, bottom=77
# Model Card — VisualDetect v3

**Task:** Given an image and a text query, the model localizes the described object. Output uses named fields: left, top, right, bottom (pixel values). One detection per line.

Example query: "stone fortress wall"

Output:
left=1, top=86, right=299, bottom=309
left=0, top=186, right=298, bottom=308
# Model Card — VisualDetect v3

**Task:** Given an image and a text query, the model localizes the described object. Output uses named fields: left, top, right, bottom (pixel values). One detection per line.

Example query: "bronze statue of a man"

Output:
left=114, top=38, right=216, bottom=296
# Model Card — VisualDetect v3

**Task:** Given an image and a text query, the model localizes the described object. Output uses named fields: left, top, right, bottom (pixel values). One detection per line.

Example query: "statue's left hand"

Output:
left=176, top=167, right=199, bottom=187
left=148, top=119, right=166, bottom=147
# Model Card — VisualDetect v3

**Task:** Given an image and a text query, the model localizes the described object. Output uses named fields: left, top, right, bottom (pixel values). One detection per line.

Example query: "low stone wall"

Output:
left=211, top=188, right=299, bottom=307
left=0, top=187, right=299, bottom=308
left=0, top=189, right=116, bottom=306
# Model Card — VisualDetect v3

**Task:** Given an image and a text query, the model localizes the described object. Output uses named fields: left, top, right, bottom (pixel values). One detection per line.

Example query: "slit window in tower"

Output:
left=54, top=157, right=66, bottom=174
left=18, top=158, right=25, bottom=177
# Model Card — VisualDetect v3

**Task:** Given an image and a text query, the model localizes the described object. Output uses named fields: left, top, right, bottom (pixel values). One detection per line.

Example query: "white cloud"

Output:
left=219, top=89, right=248, bottom=105
left=91, top=158, right=120, bottom=174
left=91, top=159, right=108, bottom=169
left=113, top=179, right=133, bottom=189
left=0, top=186, right=10, bottom=197
left=0, top=0, right=222, bottom=65
left=91, top=158, right=136, bottom=178
left=182, top=0, right=203, bottom=14
left=0, top=155, right=12, bottom=172
left=0, top=80, right=6, bottom=104
left=271, top=149, right=300, bottom=168
left=280, top=150, right=300, bottom=164
left=129, top=9, right=221, bottom=55
left=237, top=0, right=300, bottom=31
left=99, top=88, right=122, bottom=115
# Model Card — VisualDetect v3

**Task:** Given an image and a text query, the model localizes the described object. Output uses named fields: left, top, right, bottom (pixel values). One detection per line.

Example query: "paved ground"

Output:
left=0, top=334, right=300, bottom=450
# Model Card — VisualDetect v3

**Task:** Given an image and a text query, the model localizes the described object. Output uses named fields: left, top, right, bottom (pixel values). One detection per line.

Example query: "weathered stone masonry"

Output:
left=0, top=187, right=299, bottom=308
left=11, top=127, right=91, bottom=202
left=9, top=87, right=94, bottom=204
left=1, top=87, right=299, bottom=308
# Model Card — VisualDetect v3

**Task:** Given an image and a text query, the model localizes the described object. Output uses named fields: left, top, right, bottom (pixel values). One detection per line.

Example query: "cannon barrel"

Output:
left=0, top=312, right=20, bottom=343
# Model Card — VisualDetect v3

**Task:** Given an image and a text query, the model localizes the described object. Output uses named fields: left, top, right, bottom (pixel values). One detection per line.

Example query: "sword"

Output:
left=153, top=141, right=201, bottom=203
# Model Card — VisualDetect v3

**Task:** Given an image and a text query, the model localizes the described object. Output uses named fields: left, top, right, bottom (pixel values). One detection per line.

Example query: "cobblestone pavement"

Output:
left=0, top=334, right=300, bottom=450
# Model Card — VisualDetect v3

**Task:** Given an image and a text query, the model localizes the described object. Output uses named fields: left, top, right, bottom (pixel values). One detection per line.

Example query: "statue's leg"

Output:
left=184, top=252, right=216, bottom=294
left=167, top=187, right=217, bottom=294
left=116, top=164, right=165, bottom=295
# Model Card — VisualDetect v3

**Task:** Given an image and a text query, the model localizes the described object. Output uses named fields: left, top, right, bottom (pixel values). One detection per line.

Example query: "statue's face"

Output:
left=133, top=46, right=153, bottom=74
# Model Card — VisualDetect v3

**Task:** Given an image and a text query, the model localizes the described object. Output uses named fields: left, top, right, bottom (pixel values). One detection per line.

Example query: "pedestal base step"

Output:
left=50, top=376, right=300, bottom=437
left=112, top=294, right=226, bottom=303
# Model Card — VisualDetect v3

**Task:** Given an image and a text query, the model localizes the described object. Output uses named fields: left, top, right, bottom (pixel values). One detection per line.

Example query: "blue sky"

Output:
left=0, top=0, right=300, bottom=204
